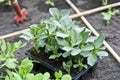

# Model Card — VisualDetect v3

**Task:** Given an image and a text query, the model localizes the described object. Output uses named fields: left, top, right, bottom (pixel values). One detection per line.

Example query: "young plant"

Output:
left=0, top=39, right=26, bottom=69
left=101, top=8, right=119, bottom=25
left=102, top=0, right=108, bottom=6
left=21, top=8, right=109, bottom=74
left=20, top=23, right=46, bottom=53
left=62, top=60, right=72, bottom=74
left=73, top=55, right=87, bottom=71
left=45, top=0, right=55, bottom=6
left=80, top=34, right=108, bottom=66
left=3, top=58, right=71, bottom=80
left=55, top=70, right=72, bottom=80
left=4, top=58, right=51, bottom=80
left=0, top=0, right=11, bottom=5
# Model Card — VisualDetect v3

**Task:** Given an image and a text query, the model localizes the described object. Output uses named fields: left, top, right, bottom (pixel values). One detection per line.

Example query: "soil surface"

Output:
left=0, top=0, right=120, bottom=80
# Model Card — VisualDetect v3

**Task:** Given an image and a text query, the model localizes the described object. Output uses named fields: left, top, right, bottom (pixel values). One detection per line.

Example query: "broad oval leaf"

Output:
left=49, top=8, right=60, bottom=20
left=97, top=51, right=109, bottom=58
left=71, top=47, right=81, bottom=56
left=12, top=72, right=22, bottom=80
left=26, top=73, right=35, bottom=80
left=56, top=32, right=69, bottom=38
left=62, top=47, right=73, bottom=52
left=5, top=59, right=17, bottom=69
left=43, top=72, right=50, bottom=80
left=81, top=44, right=94, bottom=51
left=62, top=51, right=71, bottom=58
left=94, top=34, right=105, bottom=48
left=80, top=51, right=90, bottom=57
left=54, top=70, right=62, bottom=79
left=87, top=54, right=97, bottom=66
left=60, top=9, right=70, bottom=17
left=61, top=74, right=72, bottom=80
left=35, top=73, right=43, bottom=80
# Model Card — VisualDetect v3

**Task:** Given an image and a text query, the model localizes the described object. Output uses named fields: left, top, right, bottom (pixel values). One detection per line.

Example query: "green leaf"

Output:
left=56, top=38, right=69, bottom=47
left=62, top=47, right=73, bottom=52
left=71, top=47, right=81, bottom=56
left=70, top=29, right=80, bottom=46
left=86, top=36, right=97, bottom=43
left=12, top=72, right=22, bottom=80
left=81, top=44, right=94, bottom=51
left=43, top=72, right=50, bottom=80
left=56, top=32, right=69, bottom=38
left=0, top=54, right=6, bottom=61
left=99, top=46, right=106, bottom=50
left=45, top=0, right=55, bottom=6
left=49, top=54, right=62, bottom=59
left=0, top=0, right=4, bottom=3
left=14, top=41, right=22, bottom=49
left=20, top=32, right=33, bottom=41
left=60, top=9, right=70, bottom=17
left=26, top=73, right=35, bottom=80
left=74, top=27, right=85, bottom=33
left=6, top=69, right=13, bottom=77
left=62, top=51, right=71, bottom=58
left=73, top=64, right=79, bottom=68
left=60, top=16, right=72, bottom=27
left=87, top=54, right=97, bottom=66
left=5, top=59, right=17, bottom=69
left=111, top=10, right=119, bottom=15
left=80, top=51, right=90, bottom=57
left=94, top=34, right=105, bottom=48
left=97, top=51, right=108, bottom=57
left=80, top=29, right=89, bottom=44
left=49, top=8, right=60, bottom=20
left=61, top=74, right=72, bottom=80
left=54, top=70, right=62, bottom=79
left=7, top=42, right=15, bottom=54
left=1, top=39, right=6, bottom=52
left=19, top=58, right=33, bottom=77
left=35, top=73, right=43, bottom=80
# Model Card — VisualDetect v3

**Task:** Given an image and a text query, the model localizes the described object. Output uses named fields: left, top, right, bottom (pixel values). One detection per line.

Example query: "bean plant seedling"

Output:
left=4, top=58, right=72, bottom=80
left=45, top=0, right=55, bottom=6
left=21, top=8, right=109, bottom=74
left=0, top=40, right=71, bottom=80
left=101, top=8, right=119, bottom=25
left=102, top=0, right=108, bottom=6
left=0, top=39, right=26, bottom=69
left=0, top=0, right=11, bottom=5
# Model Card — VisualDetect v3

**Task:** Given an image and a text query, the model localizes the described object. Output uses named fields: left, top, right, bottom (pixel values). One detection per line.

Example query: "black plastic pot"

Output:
left=27, top=51, right=100, bottom=80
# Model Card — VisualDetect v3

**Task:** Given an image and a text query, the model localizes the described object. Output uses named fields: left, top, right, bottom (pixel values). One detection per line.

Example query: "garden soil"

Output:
left=0, top=0, right=120, bottom=80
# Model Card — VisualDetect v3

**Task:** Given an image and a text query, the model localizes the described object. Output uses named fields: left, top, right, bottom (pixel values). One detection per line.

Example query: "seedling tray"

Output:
left=27, top=51, right=100, bottom=80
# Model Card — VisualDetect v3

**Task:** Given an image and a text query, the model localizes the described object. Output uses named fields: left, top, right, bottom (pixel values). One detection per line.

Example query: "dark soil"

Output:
left=0, top=0, right=120, bottom=80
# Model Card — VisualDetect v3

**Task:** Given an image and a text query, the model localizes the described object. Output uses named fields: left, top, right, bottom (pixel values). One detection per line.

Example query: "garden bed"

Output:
left=0, top=0, right=120, bottom=80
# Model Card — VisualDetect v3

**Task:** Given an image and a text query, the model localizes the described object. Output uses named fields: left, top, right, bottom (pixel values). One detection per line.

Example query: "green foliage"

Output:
left=45, top=0, right=55, bottom=6
left=63, top=60, right=72, bottom=74
left=4, top=58, right=51, bottom=80
left=61, top=74, right=72, bottom=80
left=0, top=0, right=5, bottom=3
left=102, top=0, right=108, bottom=6
left=73, top=56, right=87, bottom=71
left=18, top=58, right=33, bottom=78
left=101, top=8, right=119, bottom=25
left=54, top=70, right=62, bottom=79
left=3, top=58, right=71, bottom=80
left=0, top=0, right=11, bottom=5
left=0, top=39, right=26, bottom=69
left=21, top=8, right=108, bottom=74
